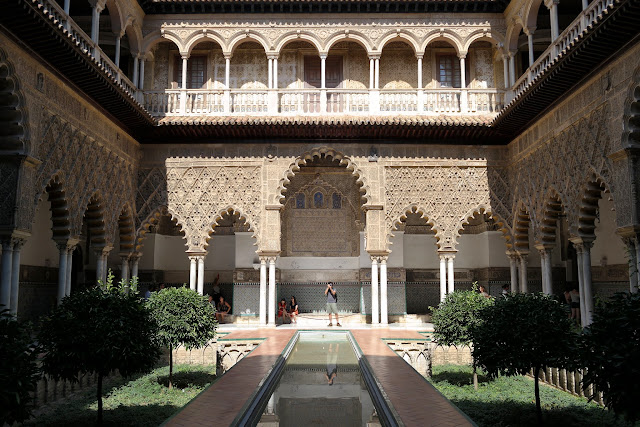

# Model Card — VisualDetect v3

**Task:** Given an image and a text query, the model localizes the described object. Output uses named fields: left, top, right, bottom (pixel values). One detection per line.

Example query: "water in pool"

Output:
left=259, top=332, right=378, bottom=426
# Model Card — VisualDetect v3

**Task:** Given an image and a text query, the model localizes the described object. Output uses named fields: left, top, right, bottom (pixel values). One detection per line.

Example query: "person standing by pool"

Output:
left=325, top=282, right=341, bottom=327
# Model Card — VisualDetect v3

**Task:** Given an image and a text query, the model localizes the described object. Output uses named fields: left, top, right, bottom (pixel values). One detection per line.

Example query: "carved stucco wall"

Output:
left=0, top=33, right=138, bottom=245
left=506, top=41, right=640, bottom=242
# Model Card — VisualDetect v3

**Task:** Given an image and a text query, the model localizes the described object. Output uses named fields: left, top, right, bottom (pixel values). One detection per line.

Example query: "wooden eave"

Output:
left=139, top=0, right=507, bottom=14
left=492, top=0, right=640, bottom=135
left=0, top=0, right=155, bottom=135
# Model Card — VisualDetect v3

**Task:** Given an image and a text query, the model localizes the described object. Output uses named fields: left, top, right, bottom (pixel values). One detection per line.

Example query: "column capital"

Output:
left=180, top=52, right=190, bottom=60
left=119, top=253, right=132, bottom=261
left=457, top=52, right=468, bottom=60
left=187, top=251, right=207, bottom=259
left=319, top=53, right=328, bottom=60
left=523, top=26, right=537, bottom=36
left=534, top=244, right=554, bottom=255
left=223, top=52, right=233, bottom=60
left=368, top=54, right=381, bottom=60
left=415, top=53, right=424, bottom=60
left=544, top=0, right=560, bottom=8
left=370, top=255, right=379, bottom=264
left=267, top=53, right=279, bottom=60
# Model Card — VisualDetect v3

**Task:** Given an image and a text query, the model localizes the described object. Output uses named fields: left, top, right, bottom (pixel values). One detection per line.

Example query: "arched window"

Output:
left=332, top=193, right=342, bottom=209
left=314, top=192, right=323, bottom=208
left=296, top=193, right=305, bottom=209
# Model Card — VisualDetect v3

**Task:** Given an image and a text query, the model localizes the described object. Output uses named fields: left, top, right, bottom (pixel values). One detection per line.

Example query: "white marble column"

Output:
left=439, top=254, right=447, bottom=301
left=273, top=57, right=278, bottom=89
left=179, top=54, right=188, bottom=112
left=548, top=0, right=560, bottom=41
left=508, top=52, right=516, bottom=87
left=447, top=255, right=455, bottom=294
left=189, top=256, right=197, bottom=291
left=320, top=54, right=327, bottom=113
left=224, top=54, right=231, bottom=113
left=526, top=28, right=535, bottom=67
left=459, top=54, right=467, bottom=113
left=197, top=256, right=205, bottom=295
left=268, top=57, right=273, bottom=89
left=538, top=248, right=549, bottom=294
left=132, top=53, right=140, bottom=87
left=518, top=254, right=528, bottom=293
left=508, top=253, right=519, bottom=293
left=371, top=256, right=379, bottom=325
left=0, top=240, right=13, bottom=309
left=575, top=243, right=586, bottom=326
left=259, top=257, right=267, bottom=325
left=581, top=241, right=595, bottom=325
left=502, top=54, right=510, bottom=89
left=130, top=254, right=140, bottom=280
left=268, top=257, right=276, bottom=326
left=374, top=57, right=380, bottom=89
left=138, top=57, right=145, bottom=91
left=90, top=4, right=102, bottom=58
left=95, top=248, right=105, bottom=285
left=57, top=243, right=69, bottom=303
left=380, top=256, right=388, bottom=326
left=369, top=57, right=375, bottom=89
left=114, top=34, right=121, bottom=67
left=544, top=248, right=554, bottom=295
left=65, top=247, right=73, bottom=296
left=417, top=54, right=424, bottom=112
left=9, top=239, right=24, bottom=316
left=120, top=254, right=130, bottom=282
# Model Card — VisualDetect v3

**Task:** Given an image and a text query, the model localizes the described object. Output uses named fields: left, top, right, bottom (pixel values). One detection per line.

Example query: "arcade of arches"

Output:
left=2, top=11, right=640, bottom=328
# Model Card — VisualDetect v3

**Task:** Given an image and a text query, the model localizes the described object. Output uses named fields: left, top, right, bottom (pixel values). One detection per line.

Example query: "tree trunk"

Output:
left=169, top=343, right=173, bottom=390
left=473, top=363, right=478, bottom=390
left=97, top=372, right=103, bottom=425
left=534, top=366, right=542, bottom=425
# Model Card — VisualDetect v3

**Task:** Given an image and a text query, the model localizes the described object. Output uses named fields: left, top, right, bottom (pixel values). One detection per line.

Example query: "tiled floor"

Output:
left=165, top=328, right=472, bottom=427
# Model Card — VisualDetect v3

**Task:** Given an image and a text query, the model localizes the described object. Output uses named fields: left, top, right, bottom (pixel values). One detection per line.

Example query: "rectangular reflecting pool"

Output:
left=259, top=332, right=378, bottom=427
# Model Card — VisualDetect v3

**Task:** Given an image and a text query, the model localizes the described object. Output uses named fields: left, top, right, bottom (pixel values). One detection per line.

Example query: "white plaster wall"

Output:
left=234, top=232, right=257, bottom=268
left=21, top=197, right=59, bottom=267
left=487, top=232, right=510, bottom=267
left=205, top=235, right=236, bottom=270
left=387, top=231, right=404, bottom=268
left=138, top=234, right=156, bottom=270
left=592, top=197, right=627, bottom=266
left=402, top=234, right=440, bottom=269
left=153, top=234, right=189, bottom=270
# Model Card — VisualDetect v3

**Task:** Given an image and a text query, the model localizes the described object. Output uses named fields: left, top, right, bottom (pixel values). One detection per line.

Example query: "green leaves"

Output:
left=0, top=309, right=40, bottom=425
left=146, top=286, right=217, bottom=351
left=470, top=293, right=577, bottom=378
left=431, top=284, right=495, bottom=347
left=38, top=273, right=161, bottom=423
left=580, top=291, right=640, bottom=422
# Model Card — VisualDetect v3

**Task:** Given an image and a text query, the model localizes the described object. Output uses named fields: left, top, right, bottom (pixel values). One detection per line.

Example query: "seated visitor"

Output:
left=216, top=295, right=231, bottom=323
left=278, top=298, right=288, bottom=323
left=288, top=296, right=299, bottom=324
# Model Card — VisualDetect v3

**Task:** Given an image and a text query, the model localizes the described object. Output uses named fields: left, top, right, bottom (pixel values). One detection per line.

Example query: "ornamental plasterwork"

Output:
left=165, top=160, right=262, bottom=252
left=26, top=112, right=136, bottom=244
left=384, top=165, right=493, bottom=251
left=508, top=103, right=616, bottom=243
left=144, top=17, right=506, bottom=55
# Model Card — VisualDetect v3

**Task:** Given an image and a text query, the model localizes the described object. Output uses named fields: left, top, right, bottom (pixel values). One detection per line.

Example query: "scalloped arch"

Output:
left=537, top=187, right=566, bottom=245
left=576, top=174, right=613, bottom=239
left=206, top=206, right=259, bottom=248
left=513, top=200, right=532, bottom=252
left=387, top=204, right=441, bottom=249
left=116, top=202, right=136, bottom=252
left=40, top=173, right=71, bottom=242
left=275, top=147, right=371, bottom=206
left=454, top=204, right=514, bottom=250
left=0, top=47, right=28, bottom=155
left=622, top=65, right=640, bottom=147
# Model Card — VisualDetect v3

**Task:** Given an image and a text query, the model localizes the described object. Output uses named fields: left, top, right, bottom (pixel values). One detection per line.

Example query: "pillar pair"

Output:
left=56, top=240, right=78, bottom=303
left=506, top=251, right=528, bottom=293
left=0, top=235, right=27, bottom=316
left=571, top=238, right=594, bottom=326
left=259, top=256, right=277, bottom=326
left=370, top=255, right=388, bottom=326
left=438, top=253, right=456, bottom=301
left=188, top=254, right=206, bottom=295
left=536, top=246, right=554, bottom=295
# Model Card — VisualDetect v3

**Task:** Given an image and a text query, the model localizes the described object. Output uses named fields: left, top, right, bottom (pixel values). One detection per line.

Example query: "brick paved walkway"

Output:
left=164, top=328, right=473, bottom=427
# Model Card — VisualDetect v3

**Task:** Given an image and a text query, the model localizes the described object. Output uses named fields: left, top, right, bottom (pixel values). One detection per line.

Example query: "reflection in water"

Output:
left=259, top=333, right=379, bottom=427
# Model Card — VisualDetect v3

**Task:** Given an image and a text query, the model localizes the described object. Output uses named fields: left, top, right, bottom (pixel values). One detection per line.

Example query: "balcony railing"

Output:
left=512, top=0, right=616, bottom=100
left=37, top=0, right=138, bottom=99
left=143, top=88, right=505, bottom=117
